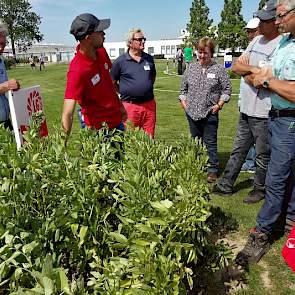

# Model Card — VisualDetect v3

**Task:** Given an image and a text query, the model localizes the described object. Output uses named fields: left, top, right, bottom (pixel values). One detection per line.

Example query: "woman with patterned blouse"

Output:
left=179, top=37, right=232, bottom=183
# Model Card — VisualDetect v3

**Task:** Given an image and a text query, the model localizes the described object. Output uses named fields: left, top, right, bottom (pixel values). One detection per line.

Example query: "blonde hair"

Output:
left=277, top=0, right=295, bottom=10
left=126, top=28, right=143, bottom=48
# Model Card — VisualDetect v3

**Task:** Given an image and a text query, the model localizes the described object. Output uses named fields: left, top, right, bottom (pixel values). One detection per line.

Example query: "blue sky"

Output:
left=30, top=0, right=260, bottom=45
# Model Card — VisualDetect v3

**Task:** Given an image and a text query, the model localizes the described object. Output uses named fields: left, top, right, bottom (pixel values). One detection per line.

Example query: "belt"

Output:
left=123, top=98, right=153, bottom=104
left=269, top=109, right=295, bottom=118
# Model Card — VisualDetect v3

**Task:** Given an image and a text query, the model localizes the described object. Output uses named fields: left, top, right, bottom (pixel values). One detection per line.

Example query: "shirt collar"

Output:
left=125, top=50, right=145, bottom=62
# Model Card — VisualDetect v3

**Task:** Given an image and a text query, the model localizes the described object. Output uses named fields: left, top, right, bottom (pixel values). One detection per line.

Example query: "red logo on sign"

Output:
left=27, top=90, right=43, bottom=116
left=25, top=90, right=48, bottom=138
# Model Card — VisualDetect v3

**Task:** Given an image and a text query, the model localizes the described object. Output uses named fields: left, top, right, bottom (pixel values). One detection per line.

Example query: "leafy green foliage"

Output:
left=4, top=57, right=16, bottom=69
left=0, top=120, right=232, bottom=293
left=0, top=0, right=43, bottom=57
left=186, top=0, right=213, bottom=44
left=217, top=0, right=247, bottom=53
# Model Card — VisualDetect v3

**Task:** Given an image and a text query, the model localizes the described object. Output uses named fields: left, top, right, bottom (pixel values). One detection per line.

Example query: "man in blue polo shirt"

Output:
left=111, top=28, right=156, bottom=138
left=236, top=0, right=295, bottom=266
left=0, top=20, right=20, bottom=130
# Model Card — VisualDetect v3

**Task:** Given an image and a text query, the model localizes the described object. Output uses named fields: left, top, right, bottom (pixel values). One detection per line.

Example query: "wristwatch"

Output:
left=262, top=79, right=270, bottom=88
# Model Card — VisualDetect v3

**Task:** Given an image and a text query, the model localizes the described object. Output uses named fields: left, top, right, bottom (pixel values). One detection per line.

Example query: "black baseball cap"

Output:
left=254, top=0, right=277, bottom=21
left=70, top=13, right=110, bottom=41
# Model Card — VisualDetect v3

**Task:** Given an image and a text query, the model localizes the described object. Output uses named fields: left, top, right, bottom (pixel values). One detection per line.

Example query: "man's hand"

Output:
left=0, top=79, right=20, bottom=93
left=212, top=100, right=224, bottom=114
left=237, top=54, right=249, bottom=65
left=253, top=66, right=274, bottom=88
left=180, top=99, right=187, bottom=109
left=61, top=99, right=76, bottom=143
left=6, top=79, right=20, bottom=91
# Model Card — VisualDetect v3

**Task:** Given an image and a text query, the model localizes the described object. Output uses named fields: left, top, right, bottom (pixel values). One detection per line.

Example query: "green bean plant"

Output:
left=0, top=119, right=233, bottom=294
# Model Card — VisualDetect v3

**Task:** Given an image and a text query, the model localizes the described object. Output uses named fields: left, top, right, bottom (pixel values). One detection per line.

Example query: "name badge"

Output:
left=144, top=63, right=150, bottom=71
left=91, top=73, right=100, bottom=85
left=207, top=73, right=215, bottom=79
left=104, top=63, right=109, bottom=70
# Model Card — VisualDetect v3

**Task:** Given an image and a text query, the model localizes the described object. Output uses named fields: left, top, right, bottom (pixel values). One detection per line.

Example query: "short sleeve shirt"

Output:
left=64, top=47, right=122, bottom=129
left=271, top=34, right=295, bottom=110
left=110, top=51, right=156, bottom=103
left=240, top=35, right=282, bottom=118
left=0, top=57, right=9, bottom=122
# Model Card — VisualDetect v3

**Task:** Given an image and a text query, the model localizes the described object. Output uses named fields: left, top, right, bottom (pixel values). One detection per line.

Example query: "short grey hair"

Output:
left=277, top=0, right=295, bottom=11
left=126, top=28, right=143, bottom=48
left=0, top=19, right=8, bottom=38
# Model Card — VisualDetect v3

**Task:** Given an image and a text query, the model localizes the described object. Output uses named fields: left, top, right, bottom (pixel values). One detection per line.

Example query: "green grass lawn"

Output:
left=6, top=60, right=295, bottom=294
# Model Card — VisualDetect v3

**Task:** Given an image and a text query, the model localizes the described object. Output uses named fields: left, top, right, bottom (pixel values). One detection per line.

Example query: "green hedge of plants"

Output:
left=0, top=120, right=232, bottom=294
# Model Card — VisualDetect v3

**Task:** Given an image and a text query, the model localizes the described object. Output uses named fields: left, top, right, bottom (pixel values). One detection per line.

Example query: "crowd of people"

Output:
left=0, top=0, right=295, bottom=270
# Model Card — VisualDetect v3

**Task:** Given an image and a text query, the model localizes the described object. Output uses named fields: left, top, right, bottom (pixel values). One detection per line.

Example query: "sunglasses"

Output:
left=276, top=8, right=295, bottom=20
left=133, top=37, right=146, bottom=42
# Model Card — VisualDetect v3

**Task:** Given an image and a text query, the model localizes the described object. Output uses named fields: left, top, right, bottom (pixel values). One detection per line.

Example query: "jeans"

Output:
left=186, top=113, right=219, bottom=173
left=77, top=107, right=124, bottom=131
left=242, top=146, right=256, bottom=170
left=216, top=113, right=270, bottom=193
left=257, top=117, right=295, bottom=233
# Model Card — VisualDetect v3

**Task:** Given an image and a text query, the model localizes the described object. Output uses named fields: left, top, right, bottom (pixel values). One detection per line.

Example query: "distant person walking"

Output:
left=39, top=55, right=45, bottom=71
left=176, top=48, right=184, bottom=75
left=111, top=28, right=157, bottom=138
left=29, top=56, right=36, bottom=70
left=183, top=45, right=193, bottom=71
left=0, top=20, right=20, bottom=130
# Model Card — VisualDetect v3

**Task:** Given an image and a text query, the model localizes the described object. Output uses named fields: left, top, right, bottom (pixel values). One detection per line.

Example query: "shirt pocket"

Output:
left=282, top=58, right=295, bottom=80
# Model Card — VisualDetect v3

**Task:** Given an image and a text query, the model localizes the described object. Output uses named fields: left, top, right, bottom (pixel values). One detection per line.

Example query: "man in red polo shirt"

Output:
left=62, top=13, right=126, bottom=137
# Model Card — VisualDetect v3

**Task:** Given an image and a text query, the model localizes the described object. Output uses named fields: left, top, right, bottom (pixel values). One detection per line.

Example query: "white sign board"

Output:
left=7, top=85, right=48, bottom=149
left=224, top=54, right=233, bottom=69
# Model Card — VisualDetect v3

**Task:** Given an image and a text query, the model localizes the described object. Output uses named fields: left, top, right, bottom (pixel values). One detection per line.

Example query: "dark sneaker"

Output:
left=243, top=189, right=265, bottom=204
left=235, top=229, right=270, bottom=266
left=212, top=183, right=233, bottom=196
left=207, top=172, right=217, bottom=183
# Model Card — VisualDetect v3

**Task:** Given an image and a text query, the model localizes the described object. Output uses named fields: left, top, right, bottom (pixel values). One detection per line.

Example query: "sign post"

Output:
left=7, top=85, right=48, bottom=149
left=224, top=54, right=233, bottom=69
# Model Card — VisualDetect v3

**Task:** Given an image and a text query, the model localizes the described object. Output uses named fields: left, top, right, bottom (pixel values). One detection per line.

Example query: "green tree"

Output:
left=259, top=0, right=267, bottom=9
left=217, top=0, right=247, bottom=53
left=186, top=0, right=213, bottom=44
left=0, top=0, right=43, bottom=57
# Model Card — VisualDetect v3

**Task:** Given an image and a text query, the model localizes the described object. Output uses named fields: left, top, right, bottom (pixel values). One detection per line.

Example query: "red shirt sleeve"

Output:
left=64, top=68, right=84, bottom=104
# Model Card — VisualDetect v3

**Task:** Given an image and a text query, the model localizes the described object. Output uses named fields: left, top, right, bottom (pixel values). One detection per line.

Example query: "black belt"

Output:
left=269, top=109, right=295, bottom=118
left=123, top=98, right=153, bottom=104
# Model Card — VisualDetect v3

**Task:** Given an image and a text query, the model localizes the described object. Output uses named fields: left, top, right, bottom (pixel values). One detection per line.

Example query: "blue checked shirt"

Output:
left=0, top=56, right=9, bottom=122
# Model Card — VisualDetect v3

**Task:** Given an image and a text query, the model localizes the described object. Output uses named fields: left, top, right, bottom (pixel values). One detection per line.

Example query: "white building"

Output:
left=3, top=30, right=187, bottom=62
left=4, top=43, right=76, bottom=63
left=104, top=38, right=183, bottom=60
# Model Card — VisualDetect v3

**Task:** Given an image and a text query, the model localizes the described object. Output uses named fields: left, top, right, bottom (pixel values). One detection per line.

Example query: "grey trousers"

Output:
left=216, top=113, right=270, bottom=193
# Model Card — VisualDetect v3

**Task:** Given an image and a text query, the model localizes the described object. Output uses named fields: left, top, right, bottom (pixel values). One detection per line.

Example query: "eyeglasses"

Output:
left=276, top=8, right=295, bottom=20
left=133, top=37, right=146, bottom=42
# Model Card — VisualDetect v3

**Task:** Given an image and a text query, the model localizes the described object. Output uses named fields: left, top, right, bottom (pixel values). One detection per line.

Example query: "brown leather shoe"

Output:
left=207, top=172, right=217, bottom=183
